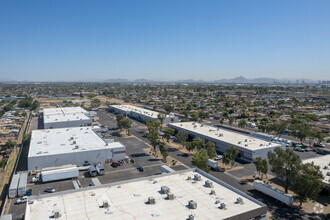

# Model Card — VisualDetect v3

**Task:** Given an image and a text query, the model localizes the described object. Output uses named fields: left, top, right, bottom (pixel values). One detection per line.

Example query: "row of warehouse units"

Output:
left=168, top=122, right=286, bottom=162
left=24, top=168, right=267, bottom=220
left=109, top=104, right=179, bottom=124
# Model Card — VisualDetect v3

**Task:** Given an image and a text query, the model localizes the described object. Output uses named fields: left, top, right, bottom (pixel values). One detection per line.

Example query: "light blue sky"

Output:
left=0, top=0, right=329, bottom=81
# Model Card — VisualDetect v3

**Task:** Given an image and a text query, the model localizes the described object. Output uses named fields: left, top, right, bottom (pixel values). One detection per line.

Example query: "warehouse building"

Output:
left=25, top=168, right=267, bottom=220
left=303, top=154, right=330, bottom=187
left=28, top=127, right=126, bottom=171
left=169, top=122, right=285, bottom=162
left=42, top=107, right=93, bottom=129
left=109, top=105, right=179, bottom=124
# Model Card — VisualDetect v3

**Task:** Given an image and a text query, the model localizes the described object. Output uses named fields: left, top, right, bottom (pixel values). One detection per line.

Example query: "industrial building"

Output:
left=303, top=154, right=330, bottom=187
left=109, top=105, right=179, bottom=124
left=169, top=122, right=285, bottom=162
left=42, top=107, right=93, bottom=129
left=28, top=127, right=126, bottom=171
left=25, top=168, right=267, bottom=220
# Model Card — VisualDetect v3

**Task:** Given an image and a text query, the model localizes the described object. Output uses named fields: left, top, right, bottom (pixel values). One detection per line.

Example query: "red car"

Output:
left=111, top=161, right=119, bottom=168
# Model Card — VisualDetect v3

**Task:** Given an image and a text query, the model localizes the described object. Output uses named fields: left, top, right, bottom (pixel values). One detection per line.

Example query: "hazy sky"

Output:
left=0, top=0, right=330, bottom=81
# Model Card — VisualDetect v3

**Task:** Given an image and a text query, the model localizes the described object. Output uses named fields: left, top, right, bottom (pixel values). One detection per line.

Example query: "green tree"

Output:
left=176, top=130, right=188, bottom=149
left=31, top=100, right=40, bottom=110
left=157, top=111, right=167, bottom=124
left=222, top=153, right=230, bottom=168
left=238, top=119, right=246, bottom=128
left=261, top=158, right=268, bottom=178
left=315, top=130, right=326, bottom=145
left=226, top=145, right=239, bottom=168
left=159, top=142, right=169, bottom=163
left=228, top=117, right=234, bottom=126
left=23, top=133, right=31, bottom=144
left=206, top=141, right=217, bottom=159
left=91, top=98, right=101, bottom=108
left=116, top=114, right=125, bottom=129
left=290, top=122, right=311, bottom=143
left=268, top=121, right=287, bottom=137
left=294, top=162, right=323, bottom=206
left=164, top=128, right=175, bottom=142
left=267, top=147, right=301, bottom=193
left=164, top=104, right=174, bottom=113
left=219, top=119, right=224, bottom=126
left=4, top=104, right=13, bottom=112
left=254, top=157, right=263, bottom=176
left=119, top=118, right=132, bottom=135
left=4, top=139, right=16, bottom=149
left=190, top=137, right=205, bottom=151
left=192, top=149, right=210, bottom=172
left=22, top=111, right=27, bottom=117
left=191, top=112, right=199, bottom=122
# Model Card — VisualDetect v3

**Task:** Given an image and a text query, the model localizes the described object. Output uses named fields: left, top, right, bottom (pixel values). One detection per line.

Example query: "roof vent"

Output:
left=103, top=201, right=109, bottom=208
left=194, top=174, right=201, bottom=181
left=167, top=193, right=174, bottom=200
left=161, top=186, right=170, bottom=194
left=73, top=141, right=76, bottom=144
left=210, top=189, right=216, bottom=195
left=188, top=214, right=195, bottom=220
left=188, top=200, right=197, bottom=209
left=187, top=176, right=192, bottom=180
left=148, top=196, right=155, bottom=205
left=70, top=137, right=74, bottom=140
left=53, top=210, right=61, bottom=218
left=245, top=144, right=248, bottom=147
left=219, top=203, right=227, bottom=209
left=238, top=141, right=241, bottom=144
left=236, top=197, right=244, bottom=204
left=205, top=180, right=213, bottom=188
left=75, top=145, right=79, bottom=149
left=245, top=139, right=248, bottom=142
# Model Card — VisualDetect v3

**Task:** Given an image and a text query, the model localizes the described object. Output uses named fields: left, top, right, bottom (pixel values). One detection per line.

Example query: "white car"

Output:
left=214, top=155, right=223, bottom=160
left=45, top=187, right=55, bottom=193
left=15, top=196, right=28, bottom=204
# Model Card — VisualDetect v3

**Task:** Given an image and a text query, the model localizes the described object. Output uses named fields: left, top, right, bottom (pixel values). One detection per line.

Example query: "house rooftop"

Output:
left=25, top=169, right=266, bottom=220
left=28, top=127, right=122, bottom=158
left=169, top=122, right=281, bottom=151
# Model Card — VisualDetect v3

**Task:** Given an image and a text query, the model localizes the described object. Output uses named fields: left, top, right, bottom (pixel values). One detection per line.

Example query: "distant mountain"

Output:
left=133, top=79, right=155, bottom=83
left=214, top=76, right=279, bottom=84
left=106, top=78, right=129, bottom=83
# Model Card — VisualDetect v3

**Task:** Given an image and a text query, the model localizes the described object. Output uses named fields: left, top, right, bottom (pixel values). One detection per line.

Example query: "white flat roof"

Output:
left=111, top=105, right=172, bottom=119
left=26, top=170, right=264, bottom=219
left=43, top=112, right=91, bottom=124
left=303, top=154, right=330, bottom=185
left=28, top=127, right=123, bottom=158
left=169, top=122, right=281, bottom=151
left=43, top=107, right=88, bottom=115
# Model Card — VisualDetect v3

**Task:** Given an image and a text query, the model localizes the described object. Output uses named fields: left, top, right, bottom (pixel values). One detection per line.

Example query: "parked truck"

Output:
left=253, top=180, right=293, bottom=206
left=41, top=164, right=79, bottom=183
left=9, top=174, right=20, bottom=198
left=17, top=173, right=28, bottom=196
left=89, top=166, right=97, bottom=177
left=208, top=159, right=219, bottom=170
left=95, top=164, right=105, bottom=175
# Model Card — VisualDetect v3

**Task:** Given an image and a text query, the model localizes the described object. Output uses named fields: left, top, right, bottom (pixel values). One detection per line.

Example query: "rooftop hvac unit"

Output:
left=187, top=176, right=192, bottom=180
left=245, top=139, right=248, bottom=142
left=194, top=174, right=201, bottom=181
left=210, top=189, right=216, bottom=195
left=205, top=180, right=213, bottom=188
left=238, top=141, right=241, bottom=144
left=188, top=200, right=197, bottom=209
left=236, top=197, right=244, bottom=204
left=167, top=193, right=174, bottom=200
left=75, top=145, right=79, bottom=149
left=189, top=214, right=195, bottom=220
left=245, top=144, right=248, bottom=147
left=161, top=186, right=170, bottom=194
left=148, top=196, right=155, bottom=205
left=103, top=201, right=109, bottom=208
left=53, top=210, right=61, bottom=218
left=73, top=141, right=76, bottom=144
left=220, top=203, right=227, bottom=209
left=70, top=137, right=74, bottom=140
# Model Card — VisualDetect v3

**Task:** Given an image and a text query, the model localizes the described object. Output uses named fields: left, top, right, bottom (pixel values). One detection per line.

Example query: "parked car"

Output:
left=137, top=165, right=144, bottom=172
left=294, top=147, right=304, bottom=152
left=316, top=149, right=328, bottom=155
left=111, top=161, right=119, bottom=168
left=314, top=143, right=325, bottom=148
left=45, top=187, right=55, bottom=193
left=26, top=189, right=32, bottom=196
left=83, top=161, right=91, bottom=166
left=214, top=155, right=223, bottom=160
left=15, top=196, right=28, bottom=204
